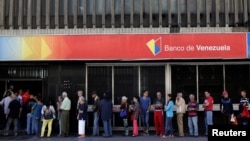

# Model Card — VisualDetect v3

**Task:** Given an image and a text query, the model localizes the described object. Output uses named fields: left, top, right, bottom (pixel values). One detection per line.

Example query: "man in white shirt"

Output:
left=59, top=92, right=71, bottom=137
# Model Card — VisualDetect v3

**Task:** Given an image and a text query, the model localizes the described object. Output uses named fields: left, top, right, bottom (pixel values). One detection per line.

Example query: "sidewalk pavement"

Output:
left=0, top=134, right=207, bottom=141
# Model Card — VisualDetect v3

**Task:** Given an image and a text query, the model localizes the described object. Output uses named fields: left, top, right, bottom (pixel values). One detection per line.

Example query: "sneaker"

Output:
left=14, top=133, right=18, bottom=136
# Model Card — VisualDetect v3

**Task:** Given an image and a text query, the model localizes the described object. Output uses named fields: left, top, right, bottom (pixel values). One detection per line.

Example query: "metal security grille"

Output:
left=0, top=0, right=249, bottom=29
left=0, top=64, right=48, bottom=79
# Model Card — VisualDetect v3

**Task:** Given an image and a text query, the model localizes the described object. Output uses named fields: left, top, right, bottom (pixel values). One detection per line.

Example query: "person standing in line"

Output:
left=0, top=91, right=13, bottom=129
left=25, top=94, right=36, bottom=135
left=203, top=91, right=214, bottom=136
left=220, top=90, right=233, bottom=125
left=162, top=94, right=174, bottom=138
left=57, top=96, right=63, bottom=136
left=139, top=90, right=151, bottom=135
left=31, top=96, right=43, bottom=137
left=91, top=91, right=100, bottom=136
left=153, top=91, right=165, bottom=136
left=59, top=92, right=71, bottom=137
left=40, top=100, right=56, bottom=138
left=130, top=96, right=141, bottom=137
left=120, top=96, right=129, bottom=136
left=2, top=85, right=14, bottom=98
left=187, top=94, right=199, bottom=137
left=77, top=90, right=84, bottom=110
left=175, top=92, right=186, bottom=137
left=77, top=97, right=88, bottom=138
left=100, top=92, right=113, bottom=138
left=3, top=93, right=22, bottom=136
left=239, top=90, right=249, bottom=125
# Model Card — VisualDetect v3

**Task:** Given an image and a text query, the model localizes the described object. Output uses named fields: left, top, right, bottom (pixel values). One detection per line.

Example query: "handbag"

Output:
left=231, top=114, right=238, bottom=125
left=120, top=109, right=127, bottom=117
left=241, top=106, right=250, bottom=118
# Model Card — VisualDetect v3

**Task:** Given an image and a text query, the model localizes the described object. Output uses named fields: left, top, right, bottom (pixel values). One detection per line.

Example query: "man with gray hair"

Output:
left=187, top=94, right=199, bottom=137
left=59, top=91, right=71, bottom=137
left=175, top=92, right=186, bottom=137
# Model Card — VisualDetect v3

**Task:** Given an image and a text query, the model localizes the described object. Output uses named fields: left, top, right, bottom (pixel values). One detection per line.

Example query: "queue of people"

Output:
left=0, top=86, right=250, bottom=139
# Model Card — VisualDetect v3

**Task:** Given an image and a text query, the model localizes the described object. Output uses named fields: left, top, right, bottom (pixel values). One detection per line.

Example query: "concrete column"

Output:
left=177, top=0, right=181, bottom=27
left=159, top=0, right=162, bottom=27
left=111, top=0, right=115, bottom=28
left=18, top=0, right=23, bottom=29
left=55, top=0, right=59, bottom=28
left=83, top=0, right=87, bottom=28
left=215, top=0, right=220, bottom=27
left=27, top=0, right=32, bottom=29
left=92, top=0, right=96, bottom=28
left=130, top=0, right=134, bottom=27
left=196, top=0, right=200, bottom=27
left=9, top=0, right=14, bottom=29
left=0, top=0, right=5, bottom=29
left=64, top=0, right=68, bottom=28
left=243, top=0, right=248, bottom=23
left=46, top=0, right=50, bottom=29
left=73, top=0, right=78, bottom=28
left=102, top=0, right=106, bottom=28
left=224, top=0, right=229, bottom=27
left=234, top=0, right=238, bottom=26
left=206, top=0, right=211, bottom=27
left=187, top=0, right=191, bottom=27
left=36, top=0, right=41, bottom=29
left=149, top=0, right=152, bottom=27
left=168, top=0, right=171, bottom=27
left=121, top=0, right=124, bottom=27
left=140, top=0, right=143, bottom=27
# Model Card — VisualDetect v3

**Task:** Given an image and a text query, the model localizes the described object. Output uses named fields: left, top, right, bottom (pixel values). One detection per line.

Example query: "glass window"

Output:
left=114, top=66, right=138, bottom=105
left=114, top=66, right=138, bottom=127
left=87, top=66, right=112, bottom=103
left=140, top=66, right=165, bottom=98
left=198, top=65, right=223, bottom=104
left=171, top=65, right=197, bottom=102
left=225, top=65, right=250, bottom=103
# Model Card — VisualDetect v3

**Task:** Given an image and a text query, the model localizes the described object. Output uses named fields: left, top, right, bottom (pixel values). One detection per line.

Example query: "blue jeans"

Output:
left=141, top=112, right=149, bottom=128
left=164, top=117, right=173, bottom=135
left=26, top=113, right=34, bottom=134
left=92, top=112, right=99, bottom=136
left=32, top=117, right=41, bottom=136
left=205, top=111, right=213, bottom=135
left=102, top=119, right=112, bottom=137
left=188, top=116, right=198, bottom=136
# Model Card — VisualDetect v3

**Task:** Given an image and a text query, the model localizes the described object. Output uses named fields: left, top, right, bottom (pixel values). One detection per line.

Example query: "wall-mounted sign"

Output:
left=0, top=33, right=247, bottom=61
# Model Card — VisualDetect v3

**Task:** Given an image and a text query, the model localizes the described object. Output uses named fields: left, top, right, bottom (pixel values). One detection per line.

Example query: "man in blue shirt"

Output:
left=140, top=90, right=151, bottom=135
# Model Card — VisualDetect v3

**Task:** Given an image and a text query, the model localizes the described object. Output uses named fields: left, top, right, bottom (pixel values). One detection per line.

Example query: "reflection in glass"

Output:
left=87, top=66, right=112, bottom=103
left=225, top=65, right=250, bottom=103
left=171, top=65, right=197, bottom=102
left=198, top=65, right=223, bottom=104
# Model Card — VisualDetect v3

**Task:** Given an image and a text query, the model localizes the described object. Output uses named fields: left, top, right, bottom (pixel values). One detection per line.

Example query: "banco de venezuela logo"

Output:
left=146, top=37, right=162, bottom=56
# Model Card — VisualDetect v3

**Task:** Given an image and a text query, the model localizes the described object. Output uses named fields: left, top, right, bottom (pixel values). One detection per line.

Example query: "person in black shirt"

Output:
left=3, top=93, right=22, bottom=136
left=25, top=94, right=36, bottom=135
left=153, top=91, right=165, bottom=136
left=220, top=90, right=233, bottom=125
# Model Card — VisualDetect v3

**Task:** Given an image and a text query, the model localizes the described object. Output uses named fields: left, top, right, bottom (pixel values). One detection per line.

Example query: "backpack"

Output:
left=43, top=106, right=53, bottom=120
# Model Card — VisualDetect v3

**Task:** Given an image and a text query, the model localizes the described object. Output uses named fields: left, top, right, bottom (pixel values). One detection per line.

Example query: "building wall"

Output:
left=0, top=0, right=249, bottom=32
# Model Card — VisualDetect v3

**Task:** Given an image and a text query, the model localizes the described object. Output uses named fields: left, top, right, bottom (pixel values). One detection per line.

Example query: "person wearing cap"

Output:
left=175, top=92, right=186, bottom=137
left=153, top=91, right=165, bottom=136
left=203, top=90, right=214, bottom=136
left=187, top=94, right=199, bottom=137
left=120, top=96, right=129, bottom=136
left=91, top=91, right=100, bottom=136
left=3, top=93, right=22, bottom=136
left=220, top=90, right=233, bottom=125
